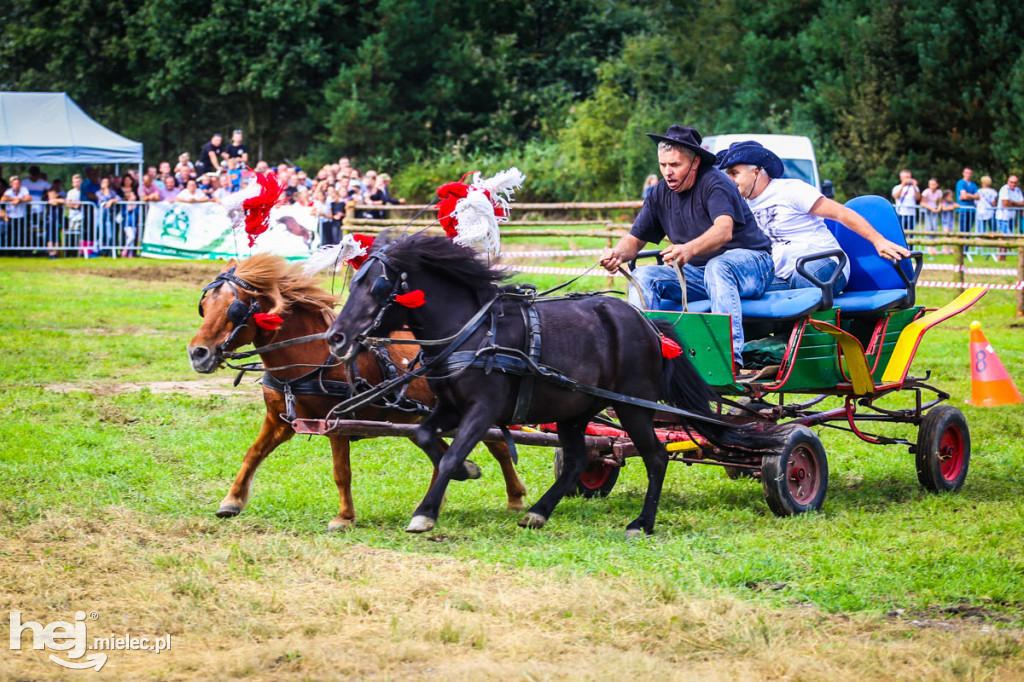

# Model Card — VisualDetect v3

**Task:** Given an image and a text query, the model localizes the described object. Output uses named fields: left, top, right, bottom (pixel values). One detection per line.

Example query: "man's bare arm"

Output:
left=600, top=234, right=646, bottom=273
left=660, top=215, right=733, bottom=266
left=810, top=197, right=911, bottom=261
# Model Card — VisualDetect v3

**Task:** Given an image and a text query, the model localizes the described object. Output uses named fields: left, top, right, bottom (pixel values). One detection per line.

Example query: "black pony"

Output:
left=326, top=233, right=780, bottom=537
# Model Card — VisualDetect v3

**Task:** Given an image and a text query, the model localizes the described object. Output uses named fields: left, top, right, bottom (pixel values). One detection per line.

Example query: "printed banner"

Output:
left=140, top=202, right=320, bottom=260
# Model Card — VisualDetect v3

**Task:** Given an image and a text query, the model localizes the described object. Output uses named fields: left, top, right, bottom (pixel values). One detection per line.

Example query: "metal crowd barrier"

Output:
left=0, top=200, right=150, bottom=258
left=894, top=202, right=1023, bottom=260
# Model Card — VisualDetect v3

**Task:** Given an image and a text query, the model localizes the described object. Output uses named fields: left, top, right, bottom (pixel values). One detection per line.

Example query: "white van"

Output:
left=701, top=134, right=831, bottom=197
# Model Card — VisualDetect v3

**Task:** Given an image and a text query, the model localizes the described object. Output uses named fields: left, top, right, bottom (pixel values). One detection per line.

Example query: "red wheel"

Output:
left=762, top=426, right=828, bottom=516
left=916, top=405, right=970, bottom=492
left=553, top=448, right=620, bottom=498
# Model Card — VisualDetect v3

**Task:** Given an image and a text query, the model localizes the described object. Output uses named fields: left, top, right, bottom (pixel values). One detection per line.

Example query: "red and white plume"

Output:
left=303, top=233, right=372, bottom=276
left=222, top=172, right=287, bottom=247
left=436, top=167, right=526, bottom=257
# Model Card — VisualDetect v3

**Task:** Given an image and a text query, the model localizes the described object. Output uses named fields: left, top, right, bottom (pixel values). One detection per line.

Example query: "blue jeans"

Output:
left=628, top=249, right=774, bottom=363
left=766, top=257, right=848, bottom=296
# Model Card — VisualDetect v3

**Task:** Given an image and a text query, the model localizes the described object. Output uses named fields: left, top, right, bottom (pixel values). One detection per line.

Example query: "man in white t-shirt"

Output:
left=1, top=175, right=31, bottom=247
left=718, top=141, right=911, bottom=295
left=22, top=165, right=51, bottom=237
left=891, top=169, right=920, bottom=232
left=996, top=175, right=1024, bottom=234
left=65, top=174, right=84, bottom=236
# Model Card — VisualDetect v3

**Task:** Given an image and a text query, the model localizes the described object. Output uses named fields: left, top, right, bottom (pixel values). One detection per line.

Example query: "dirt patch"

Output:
left=80, top=262, right=216, bottom=286
left=1, top=509, right=1022, bottom=681
left=44, top=377, right=261, bottom=397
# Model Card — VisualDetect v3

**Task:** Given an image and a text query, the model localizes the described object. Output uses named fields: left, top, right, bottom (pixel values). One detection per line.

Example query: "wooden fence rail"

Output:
left=341, top=203, right=1024, bottom=315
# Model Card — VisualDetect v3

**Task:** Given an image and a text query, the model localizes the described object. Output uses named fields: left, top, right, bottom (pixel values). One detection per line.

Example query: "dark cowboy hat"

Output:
left=715, top=140, right=785, bottom=179
left=645, top=125, right=718, bottom=166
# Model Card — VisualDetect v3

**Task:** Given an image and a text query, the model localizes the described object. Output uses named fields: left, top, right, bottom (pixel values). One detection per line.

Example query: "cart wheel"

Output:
left=724, top=400, right=772, bottom=481
left=553, top=448, right=620, bottom=498
left=916, top=405, right=970, bottom=493
left=761, top=426, right=828, bottom=517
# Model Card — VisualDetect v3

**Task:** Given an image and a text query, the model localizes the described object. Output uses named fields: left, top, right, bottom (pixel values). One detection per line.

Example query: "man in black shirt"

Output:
left=196, top=133, right=223, bottom=176
left=600, top=125, right=774, bottom=365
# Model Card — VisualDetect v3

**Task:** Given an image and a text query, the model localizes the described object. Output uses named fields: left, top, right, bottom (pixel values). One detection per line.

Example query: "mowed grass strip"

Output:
left=1, top=509, right=1022, bottom=681
left=1, top=255, right=1023, bottom=676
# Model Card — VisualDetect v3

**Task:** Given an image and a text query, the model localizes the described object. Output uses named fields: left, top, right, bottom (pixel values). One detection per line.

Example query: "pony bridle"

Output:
left=198, top=268, right=263, bottom=353
left=348, top=250, right=411, bottom=346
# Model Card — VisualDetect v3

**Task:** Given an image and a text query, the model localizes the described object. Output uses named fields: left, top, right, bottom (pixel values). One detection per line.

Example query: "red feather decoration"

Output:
left=253, top=313, right=283, bottom=331
left=243, top=173, right=287, bottom=247
left=436, top=182, right=470, bottom=239
left=348, top=233, right=375, bottom=269
left=394, top=290, right=426, bottom=308
left=660, top=334, right=682, bottom=359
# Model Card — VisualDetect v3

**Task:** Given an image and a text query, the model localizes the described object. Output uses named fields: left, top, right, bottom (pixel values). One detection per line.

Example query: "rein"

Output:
left=323, top=294, right=501, bottom=419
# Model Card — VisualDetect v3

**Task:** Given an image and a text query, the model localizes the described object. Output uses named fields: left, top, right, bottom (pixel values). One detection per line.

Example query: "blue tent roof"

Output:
left=0, top=92, right=143, bottom=164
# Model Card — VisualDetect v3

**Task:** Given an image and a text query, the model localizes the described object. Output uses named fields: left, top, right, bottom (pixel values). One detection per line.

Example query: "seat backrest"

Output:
left=837, top=196, right=914, bottom=292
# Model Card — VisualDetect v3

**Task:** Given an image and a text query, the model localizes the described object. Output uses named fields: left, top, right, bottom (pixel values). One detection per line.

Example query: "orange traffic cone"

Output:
left=967, top=321, right=1023, bottom=407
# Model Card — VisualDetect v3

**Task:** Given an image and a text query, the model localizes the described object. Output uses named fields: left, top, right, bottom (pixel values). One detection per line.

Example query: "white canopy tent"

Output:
left=0, top=91, right=143, bottom=171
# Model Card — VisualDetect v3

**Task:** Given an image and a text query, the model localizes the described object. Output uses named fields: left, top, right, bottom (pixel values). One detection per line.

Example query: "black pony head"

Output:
left=326, top=232, right=508, bottom=360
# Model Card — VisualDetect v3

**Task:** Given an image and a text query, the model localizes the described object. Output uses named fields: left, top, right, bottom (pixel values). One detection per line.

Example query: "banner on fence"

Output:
left=140, top=202, right=320, bottom=260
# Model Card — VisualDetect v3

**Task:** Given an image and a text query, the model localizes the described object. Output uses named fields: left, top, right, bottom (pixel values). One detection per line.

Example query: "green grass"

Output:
left=2, top=255, right=1023, bottom=624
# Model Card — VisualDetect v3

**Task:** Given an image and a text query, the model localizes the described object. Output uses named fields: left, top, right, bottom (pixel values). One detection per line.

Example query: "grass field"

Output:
left=2, top=253, right=1024, bottom=680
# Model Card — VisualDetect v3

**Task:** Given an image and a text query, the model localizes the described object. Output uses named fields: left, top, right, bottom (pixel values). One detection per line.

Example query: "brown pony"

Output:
left=187, top=254, right=526, bottom=530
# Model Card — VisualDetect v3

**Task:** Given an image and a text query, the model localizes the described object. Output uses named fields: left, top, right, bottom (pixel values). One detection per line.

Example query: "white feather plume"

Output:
left=220, top=178, right=263, bottom=232
left=476, top=167, right=526, bottom=202
left=303, top=234, right=368, bottom=276
left=452, top=191, right=501, bottom=257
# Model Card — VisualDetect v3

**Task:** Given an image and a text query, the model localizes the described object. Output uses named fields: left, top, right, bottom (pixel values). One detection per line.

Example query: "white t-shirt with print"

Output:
left=976, top=187, right=998, bottom=221
left=746, top=178, right=851, bottom=282
left=997, top=185, right=1024, bottom=222
left=891, top=183, right=918, bottom=216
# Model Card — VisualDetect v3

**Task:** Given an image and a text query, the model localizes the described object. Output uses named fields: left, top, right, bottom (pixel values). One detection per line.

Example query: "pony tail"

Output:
left=653, top=320, right=719, bottom=417
left=653, top=319, right=781, bottom=455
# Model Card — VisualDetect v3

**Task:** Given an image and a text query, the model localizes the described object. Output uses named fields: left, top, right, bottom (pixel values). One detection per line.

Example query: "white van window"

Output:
left=782, top=159, right=815, bottom=186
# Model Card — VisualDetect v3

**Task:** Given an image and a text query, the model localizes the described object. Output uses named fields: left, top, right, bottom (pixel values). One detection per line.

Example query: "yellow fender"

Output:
left=880, top=287, right=988, bottom=384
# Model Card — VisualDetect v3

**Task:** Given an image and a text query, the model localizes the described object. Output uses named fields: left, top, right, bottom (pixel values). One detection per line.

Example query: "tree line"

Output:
left=3, top=0, right=1023, bottom=201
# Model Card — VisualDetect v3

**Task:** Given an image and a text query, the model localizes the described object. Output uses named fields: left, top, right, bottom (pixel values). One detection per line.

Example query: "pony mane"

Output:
left=379, top=233, right=508, bottom=293
left=233, top=254, right=339, bottom=316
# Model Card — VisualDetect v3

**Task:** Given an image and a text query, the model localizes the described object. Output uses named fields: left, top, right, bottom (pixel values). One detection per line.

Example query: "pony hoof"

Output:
left=216, top=505, right=242, bottom=518
left=518, top=512, right=547, bottom=529
left=463, top=460, right=482, bottom=479
left=406, top=515, right=436, bottom=533
left=507, top=498, right=526, bottom=511
left=327, top=517, right=354, bottom=532
left=624, top=528, right=645, bottom=540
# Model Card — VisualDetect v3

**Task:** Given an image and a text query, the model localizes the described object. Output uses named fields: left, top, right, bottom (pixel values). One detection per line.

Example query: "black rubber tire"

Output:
left=553, top=447, right=620, bottom=498
left=916, top=405, right=970, bottom=493
left=761, top=425, right=828, bottom=517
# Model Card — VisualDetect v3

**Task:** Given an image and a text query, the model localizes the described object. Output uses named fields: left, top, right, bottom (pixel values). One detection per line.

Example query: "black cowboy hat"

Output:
left=645, top=125, right=718, bottom=166
left=715, top=140, right=785, bottom=179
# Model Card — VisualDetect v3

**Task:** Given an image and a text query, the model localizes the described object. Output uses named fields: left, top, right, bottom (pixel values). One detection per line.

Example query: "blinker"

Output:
left=227, top=299, right=249, bottom=327
left=370, top=276, right=393, bottom=306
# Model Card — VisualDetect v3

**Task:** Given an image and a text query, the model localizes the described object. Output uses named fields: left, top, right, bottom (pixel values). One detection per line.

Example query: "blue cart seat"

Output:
left=830, top=196, right=922, bottom=315
left=683, top=287, right=824, bottom=319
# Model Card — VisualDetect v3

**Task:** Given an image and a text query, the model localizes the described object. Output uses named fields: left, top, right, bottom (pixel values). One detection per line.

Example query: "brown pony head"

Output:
left=187, top=254, right=339, bottom=373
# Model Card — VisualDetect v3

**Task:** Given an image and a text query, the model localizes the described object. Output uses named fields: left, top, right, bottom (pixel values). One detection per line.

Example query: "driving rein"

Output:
left=323, top=254, right=738, bottom=432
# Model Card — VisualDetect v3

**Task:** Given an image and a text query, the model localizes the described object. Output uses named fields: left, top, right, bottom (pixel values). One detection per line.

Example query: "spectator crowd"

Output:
left=0, top=129, right=405, bottom=257
left=890, top=166, right=1024, bottom=259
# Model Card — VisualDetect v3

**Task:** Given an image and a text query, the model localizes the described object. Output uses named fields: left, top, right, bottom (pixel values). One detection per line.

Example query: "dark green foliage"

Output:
left=2, top=0, right=1024, bottom=200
